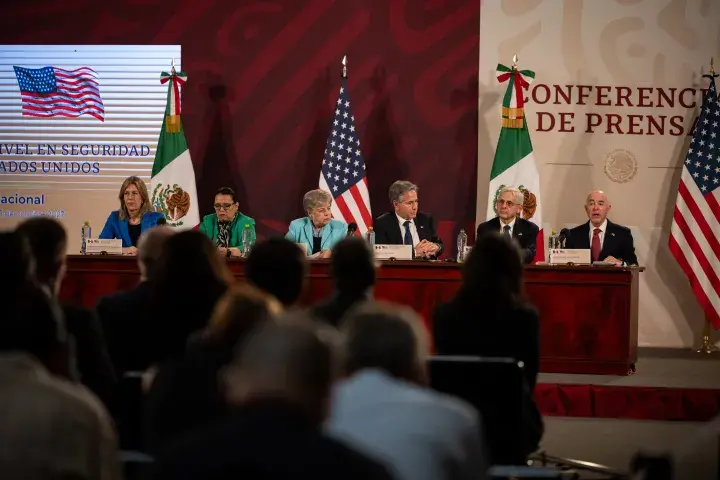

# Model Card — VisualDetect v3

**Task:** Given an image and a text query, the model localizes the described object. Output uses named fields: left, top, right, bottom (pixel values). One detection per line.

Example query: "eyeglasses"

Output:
left=496, top=200, right=519, bottom=207
left=214, top=203, right=236, bottom=211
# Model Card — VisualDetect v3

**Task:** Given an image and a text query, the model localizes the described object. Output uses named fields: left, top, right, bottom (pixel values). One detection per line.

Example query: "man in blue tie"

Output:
left=372, top=181, right=443, bottom=259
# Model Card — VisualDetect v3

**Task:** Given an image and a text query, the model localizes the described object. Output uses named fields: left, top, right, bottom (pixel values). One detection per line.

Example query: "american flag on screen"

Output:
left=669, top=73, right=720, bottom=329
left=319, top=76, right=372, bottom=234
left=13, top=66, right=105, bottom=121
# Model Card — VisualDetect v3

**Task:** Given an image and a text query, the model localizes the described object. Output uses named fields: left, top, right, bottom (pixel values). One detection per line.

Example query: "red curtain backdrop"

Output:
left=0, top=0, right=480, bottom=249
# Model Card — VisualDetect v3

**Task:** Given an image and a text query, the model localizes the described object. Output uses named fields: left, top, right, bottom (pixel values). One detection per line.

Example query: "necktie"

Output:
left=403, top=220, right=413, bottom=246
left=503, top=225, right=511, bottom=238
left=591, top=227, right=601, bottom=261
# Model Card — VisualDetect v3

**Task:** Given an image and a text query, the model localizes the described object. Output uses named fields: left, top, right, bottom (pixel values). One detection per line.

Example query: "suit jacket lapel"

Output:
left=578, top=222, right=591, bottom=249
left=391, top=215, right=404, bottom=244
left=303, top=218, right=314, bottom=246
left=321, top=223, right=333, bottom=249
left=512, top=218, right=523, bottom=241
left=119, top=218, right=130, bottom=246
left=416, top=214, right=428, bottom=241
left=600, top=221, right=616, bottom=259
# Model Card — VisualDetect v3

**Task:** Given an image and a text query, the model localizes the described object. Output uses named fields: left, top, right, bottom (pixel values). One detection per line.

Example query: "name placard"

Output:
left=549, top=248, right=591, bottom=265
left=373, top=244, right=413, bottom=260
left=85, top=238, right=123, bottom=255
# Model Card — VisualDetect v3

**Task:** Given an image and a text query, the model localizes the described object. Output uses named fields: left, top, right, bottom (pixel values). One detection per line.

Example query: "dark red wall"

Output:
left=2, top=0, right=479, bottom=247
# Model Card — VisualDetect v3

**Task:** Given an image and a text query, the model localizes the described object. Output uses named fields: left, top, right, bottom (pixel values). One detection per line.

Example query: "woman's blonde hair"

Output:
left=118, top=176, right=152, bottom=220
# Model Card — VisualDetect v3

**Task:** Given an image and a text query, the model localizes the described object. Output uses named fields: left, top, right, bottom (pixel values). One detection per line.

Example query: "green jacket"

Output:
left=199, top=212, right=256, bottom=248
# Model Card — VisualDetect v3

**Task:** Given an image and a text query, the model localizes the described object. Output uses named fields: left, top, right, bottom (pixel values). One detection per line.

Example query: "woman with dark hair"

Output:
left=433, top=232, right=538, bottom=388
left=432, top=232, right=542, bottom=465
left=144, top=283, right=281, bottom=452
left=99, top=175, right=165, bottom=254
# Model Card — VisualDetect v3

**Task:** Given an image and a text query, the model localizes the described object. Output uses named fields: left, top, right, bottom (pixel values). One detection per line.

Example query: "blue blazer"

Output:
left=98, top=210, right=165, bottom=247
left=285, top=217, right=347, bottom=256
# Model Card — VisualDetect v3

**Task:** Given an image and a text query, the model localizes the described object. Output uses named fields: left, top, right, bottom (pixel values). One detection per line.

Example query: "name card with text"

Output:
left=86, top=238, right=123, bottom=255
left=549, top=249, right=591, bottom=264
left=373, top=244, right=413, bottom=260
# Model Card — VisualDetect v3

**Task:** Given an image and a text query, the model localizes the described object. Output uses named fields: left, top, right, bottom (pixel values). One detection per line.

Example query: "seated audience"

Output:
left=99, top=175, right=165, bottom=253
left=326, top=301, right=488, bottom=480
left=95, top=225, right=174, bottom=376
left=143, top=284, right=281, bottom=453
left=151, top=316, right=393, bottom=479
left=144, top=230, right=233, bottom=448
left=285, top=189, right=347, bottom=258
left=432, top=233, right=543, bottom=462
left=16, top=217, right=117, bottom=407
left=0, top=279, right=120, bottom=479
left=312, top=237, right=376, bottom=327
left=199, top=187, right=256, bottom=258
left=245, top=237, right=307, bottom=307
left=1, top=230, right=35, bottom=291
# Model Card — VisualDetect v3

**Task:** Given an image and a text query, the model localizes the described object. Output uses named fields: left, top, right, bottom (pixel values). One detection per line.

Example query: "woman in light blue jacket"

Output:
left=286, top=189, right=347, bottom=258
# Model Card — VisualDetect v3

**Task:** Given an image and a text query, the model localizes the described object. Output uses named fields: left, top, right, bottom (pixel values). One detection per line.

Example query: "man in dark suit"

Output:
left=373, top=180, right=443, bottom=258
left=476, top=186, right=538, bottom=264
left=15, top=218, right=117, bottom=407
left=95, top=225, right=175, bottom=375
left=564, top=190, right=638, bottom=266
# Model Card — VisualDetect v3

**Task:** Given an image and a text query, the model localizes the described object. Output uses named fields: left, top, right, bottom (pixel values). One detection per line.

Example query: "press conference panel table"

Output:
left=59, top=255, right=641, bottom=375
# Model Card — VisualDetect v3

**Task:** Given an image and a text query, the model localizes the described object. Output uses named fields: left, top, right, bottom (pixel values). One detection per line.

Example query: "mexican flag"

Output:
left=150, top=67, right=199, bottom=230
left=485, top=63, right=544, bottom=262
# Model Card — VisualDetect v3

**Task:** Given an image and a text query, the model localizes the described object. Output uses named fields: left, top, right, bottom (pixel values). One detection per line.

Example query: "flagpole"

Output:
left=694, top=58, right=718, bottom=355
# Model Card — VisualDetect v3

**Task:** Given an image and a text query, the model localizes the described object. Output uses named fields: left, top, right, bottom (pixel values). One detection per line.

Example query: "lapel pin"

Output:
left=611, top=232, right=615, bottom=236
left=518, top=232, right=522, bottom=236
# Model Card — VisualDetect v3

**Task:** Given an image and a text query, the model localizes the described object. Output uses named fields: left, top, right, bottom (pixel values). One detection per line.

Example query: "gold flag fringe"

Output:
left=501, top=117, right=524, bottom=129
left=165, top=115, right=181, bottom=133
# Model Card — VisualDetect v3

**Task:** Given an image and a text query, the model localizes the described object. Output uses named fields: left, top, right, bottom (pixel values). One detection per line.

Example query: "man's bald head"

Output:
left=224, top=313, right=339, bottom=424
left=138, top=226, right=174, bottom=281
left=585, top=190, right=612, bottom=227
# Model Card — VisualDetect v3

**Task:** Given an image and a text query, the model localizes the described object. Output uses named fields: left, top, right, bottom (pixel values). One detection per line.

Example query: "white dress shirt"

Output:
left=396, top=213, right=420, bottom=247
left=499, top=217, right=516, bottom=236
left=589, top=219, right=608, bottom=248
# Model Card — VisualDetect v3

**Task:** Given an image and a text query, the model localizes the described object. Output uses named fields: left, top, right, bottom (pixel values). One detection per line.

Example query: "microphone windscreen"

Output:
left=348, top=222, right=358, bottom=232
left=157, top=217, right=167, bottom=226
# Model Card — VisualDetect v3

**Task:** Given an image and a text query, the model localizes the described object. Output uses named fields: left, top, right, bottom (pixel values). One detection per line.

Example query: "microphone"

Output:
left=558, top=228, right=569, bottom=248
left=347, top=222, right=358, bottom=237
left=156, top=217, right=167, bottom=226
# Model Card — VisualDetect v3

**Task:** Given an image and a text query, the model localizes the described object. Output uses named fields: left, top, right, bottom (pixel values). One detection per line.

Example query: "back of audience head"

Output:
left=245, top=237, right=307, bottom=307
left=15, top=217, right=67, bottom=295
left=0, top=282, right=69, bottom=377
left=152, top=230, right=233, bottom=360
left=330, top=237, right=376, bottom=295
left=224, top=313, right=339, bottom=425
left=137, top=225, right=174, bottom=282
left=201, top=283, right=283, bottom=349
left=1, top=231, right=35, bottom=287
left=341, top=301, right=429, bottom=386
left=459, top=232, right=524, bottom=308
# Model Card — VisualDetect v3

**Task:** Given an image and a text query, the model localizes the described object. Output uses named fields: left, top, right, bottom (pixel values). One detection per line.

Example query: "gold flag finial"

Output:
left=170, top=58, right=176, bottom=75
left=512, top=54, right=518, bottom=69
left=342, top=55, right=347, bottom=78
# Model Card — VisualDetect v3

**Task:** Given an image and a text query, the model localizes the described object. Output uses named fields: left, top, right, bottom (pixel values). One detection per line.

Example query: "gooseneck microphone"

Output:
left=156, top=217, right=167, bottom=226
left=558, top=228, right=569, bottom=248
left=347, top=222, right=358, bottom=237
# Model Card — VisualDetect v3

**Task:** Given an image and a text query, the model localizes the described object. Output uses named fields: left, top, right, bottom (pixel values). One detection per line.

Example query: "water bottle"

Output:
left=80, top=221, right=91, bottom=255
left=456, top=228, right=468, bottom=263
left=549, top=229, right=558, bottom=249
left=241, top=224, right=252, bottom=257
left=365, top=226, right=375, bottom=245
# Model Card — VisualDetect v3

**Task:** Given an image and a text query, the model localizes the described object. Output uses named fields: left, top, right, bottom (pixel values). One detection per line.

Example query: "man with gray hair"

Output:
left=151, top=316, right=394, bottom=480
left=326, top=301, right=488, bottom=480
left=95, top=225, right=175, bottom=375
left=476, top=186, right=538, bottom=264
left=373, top=180, right=443, bottom=258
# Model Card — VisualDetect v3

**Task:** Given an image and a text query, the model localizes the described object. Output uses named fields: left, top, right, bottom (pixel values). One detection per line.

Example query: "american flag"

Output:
left=13, top=66, right=105, bottom=122
left=318, top=77, right=372, bottom=234
left=669, top=73, right=720, bottom=329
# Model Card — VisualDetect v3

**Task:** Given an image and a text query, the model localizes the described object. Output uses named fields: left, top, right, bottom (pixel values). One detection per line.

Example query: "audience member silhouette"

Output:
left=151, top=316, right=394, bottom=480
left=16, top=217, right=117, bottom=407
left=312, top=237, right=376, bottom=327
left=327, top=301, right=488, bottom=480
left=245, top=237, right=307, bottom=307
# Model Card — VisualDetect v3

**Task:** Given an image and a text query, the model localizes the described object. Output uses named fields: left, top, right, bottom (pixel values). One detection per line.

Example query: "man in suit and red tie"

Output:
left=476, top=186, right=538, bottom=264
left=373, top=180, right=443, bottom=259
left=564, top=190, right=638, bottom=266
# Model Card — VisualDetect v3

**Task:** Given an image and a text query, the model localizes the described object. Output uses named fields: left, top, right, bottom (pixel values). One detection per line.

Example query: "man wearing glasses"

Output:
left=476, top=186, right=537, bottom=264
left=199, top=187, right=256, bottom=258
